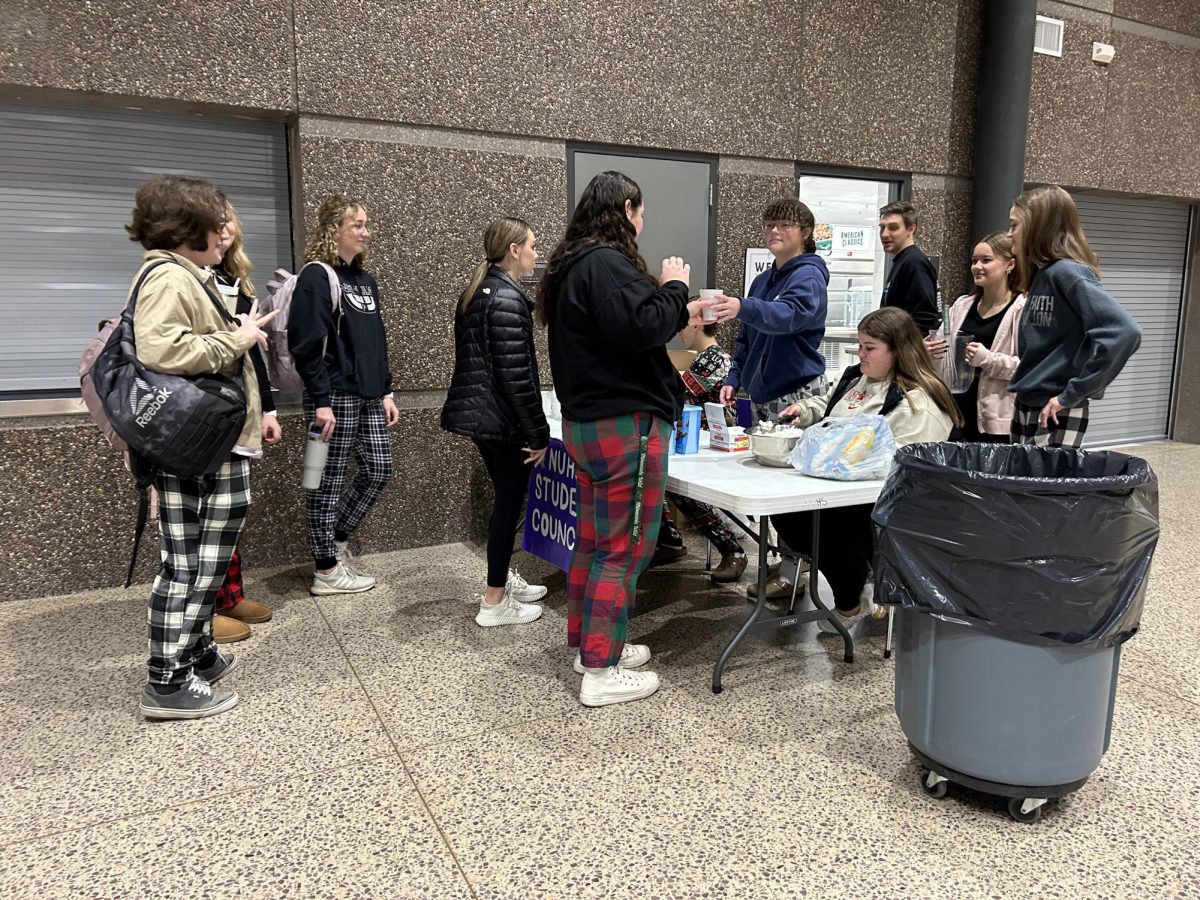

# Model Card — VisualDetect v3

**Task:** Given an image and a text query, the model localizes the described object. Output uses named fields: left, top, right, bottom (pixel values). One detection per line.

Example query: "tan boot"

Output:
left=213, top=613, right=251, bottom=644
left=711, top=553, right=748, bottom=583
left=221, top=598, right=273, bottom=624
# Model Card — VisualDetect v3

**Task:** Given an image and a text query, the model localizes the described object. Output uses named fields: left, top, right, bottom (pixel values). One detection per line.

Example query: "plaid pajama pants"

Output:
left=214, top=543, right=244, bottom=610
left=304, top=390, right=394, bottom=564
left=562, top=413, right=670, bottom=669
left=148, top=458, right=250, bottom=686
left=1011, top=401, right=1089, bottom=448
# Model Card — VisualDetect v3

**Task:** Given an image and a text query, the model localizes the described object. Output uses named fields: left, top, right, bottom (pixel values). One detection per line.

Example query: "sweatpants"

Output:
left=562, top=413, right=669, bottom=669
left=473, top=439, right=532, bottom=589
left=1011, top=401, right=1088, bottom=448
left=147, top=458, right=250, bottom=686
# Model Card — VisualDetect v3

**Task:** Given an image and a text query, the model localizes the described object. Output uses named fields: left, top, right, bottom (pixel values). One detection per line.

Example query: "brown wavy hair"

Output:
left=858, top=307, right=963, bottom=428
left=126, top=175, right=227, bottom=251
left=762, top=197, right=817, bottom=254
left=968, top=231, right=1020, bottom=302
left=460, top=217, right=532, bottom=312
left=536, top=171, right=654, bottom=328
left=1011, top=185, right=1100, bottom=292
left=304, top=195, right=368, bottom=266
left=219, top=202, right=256, bottom=298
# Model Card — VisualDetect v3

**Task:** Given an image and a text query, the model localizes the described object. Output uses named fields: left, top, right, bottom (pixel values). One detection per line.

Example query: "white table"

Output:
left=666, top=433, right=886, bottom=692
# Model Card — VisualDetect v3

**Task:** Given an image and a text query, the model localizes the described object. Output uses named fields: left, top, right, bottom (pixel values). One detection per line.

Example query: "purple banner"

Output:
left=520, top=438, right=578, bottom=572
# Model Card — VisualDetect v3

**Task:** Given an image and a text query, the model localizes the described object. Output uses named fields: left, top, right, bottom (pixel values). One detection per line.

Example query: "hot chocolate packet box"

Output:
left=705, top=402, right=749, bottom=451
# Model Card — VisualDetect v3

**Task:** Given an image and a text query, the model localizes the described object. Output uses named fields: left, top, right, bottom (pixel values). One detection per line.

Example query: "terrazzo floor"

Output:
left=0, top=440, right=1197, bottom=899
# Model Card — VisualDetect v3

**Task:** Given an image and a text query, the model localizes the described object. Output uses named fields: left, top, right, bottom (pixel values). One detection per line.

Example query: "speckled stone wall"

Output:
left=0, top=0, right=294, bottom=110
left=796, top=0, right=981, bottom=176
left=297, top=126, right=567, bottom=391
left=0, top=409, right=489, bottom=602
left=293, top=0, right=800, bottom=158
left=1029, top=4, right=1200, bottom=198
left=910, top=175, right=976, bottom=301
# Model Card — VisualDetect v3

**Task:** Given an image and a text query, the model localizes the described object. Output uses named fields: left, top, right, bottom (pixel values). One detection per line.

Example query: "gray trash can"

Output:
left=873, top=443, right=1158, bottom=823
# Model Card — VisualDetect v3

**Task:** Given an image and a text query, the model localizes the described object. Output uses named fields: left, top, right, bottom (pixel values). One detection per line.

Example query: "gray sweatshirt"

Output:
left=1009, top=259, right=1141, bottom=408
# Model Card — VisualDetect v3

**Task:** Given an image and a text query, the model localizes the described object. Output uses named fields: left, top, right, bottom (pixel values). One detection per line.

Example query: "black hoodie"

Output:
left=288, top=258, right=392, bottom=407
left=547, top=245, right=690, bottom=423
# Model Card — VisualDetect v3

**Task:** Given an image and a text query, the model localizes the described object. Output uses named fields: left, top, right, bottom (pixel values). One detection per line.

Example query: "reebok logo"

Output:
left=129, top=377, right=173, bottom=428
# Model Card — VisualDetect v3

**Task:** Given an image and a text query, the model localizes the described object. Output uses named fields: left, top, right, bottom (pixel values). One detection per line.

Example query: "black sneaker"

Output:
left=193, top=650, right=237, bottom=685
left=140, top=674, right=238, bottom=721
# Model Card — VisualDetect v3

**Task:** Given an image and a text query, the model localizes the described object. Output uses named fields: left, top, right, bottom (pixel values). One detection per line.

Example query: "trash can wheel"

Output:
left=920, top=769, right=949, bottom=799
left=1007, top=797, right=1046, bottom=824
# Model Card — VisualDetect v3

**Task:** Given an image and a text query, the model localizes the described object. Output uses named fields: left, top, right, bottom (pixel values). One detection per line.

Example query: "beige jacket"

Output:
left=940, top=293, right=1026, bottom=435
left=788, top=374, right=953, bottom=446
left=132, top=250, right=262, bottom=452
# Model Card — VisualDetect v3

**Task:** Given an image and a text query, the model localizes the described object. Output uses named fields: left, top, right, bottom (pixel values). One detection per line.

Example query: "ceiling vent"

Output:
left=1034, top=15, right=1064, bottom=57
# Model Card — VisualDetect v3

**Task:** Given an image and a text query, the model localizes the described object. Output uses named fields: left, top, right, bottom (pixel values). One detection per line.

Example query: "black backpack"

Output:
left=87, top=259, right=248, bottom=584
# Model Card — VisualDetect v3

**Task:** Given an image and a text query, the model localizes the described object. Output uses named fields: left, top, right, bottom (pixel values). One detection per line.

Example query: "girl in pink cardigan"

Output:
left=928, top=232, right=1025, bottom=441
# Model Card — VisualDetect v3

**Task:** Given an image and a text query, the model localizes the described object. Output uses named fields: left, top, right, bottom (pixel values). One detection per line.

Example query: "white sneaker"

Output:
left=335, top=540, right=366, bottom=576
left=816, top=573, right=878, bottom=634
left=475, top=592, right=543, bottom=627
left=311, top=562, right=376, bottom=596
left=579, top=665, right=660, bottom=707
left=573, top=643, right=651, bottom=674
left=506, top=569, right=547, bottom=602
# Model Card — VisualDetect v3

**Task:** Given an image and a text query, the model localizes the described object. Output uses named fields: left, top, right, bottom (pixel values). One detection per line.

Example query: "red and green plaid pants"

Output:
left=562, top=413, right=670, bottom=668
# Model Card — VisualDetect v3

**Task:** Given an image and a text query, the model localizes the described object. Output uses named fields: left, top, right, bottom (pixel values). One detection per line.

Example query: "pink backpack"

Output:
left=262, top=261, right=341, bottom=393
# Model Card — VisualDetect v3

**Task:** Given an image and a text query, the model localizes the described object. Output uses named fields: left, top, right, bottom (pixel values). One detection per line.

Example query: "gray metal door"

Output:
left=570, top=150, right=715, bottom=290
left=1071, top=193, right=1191, bottom=444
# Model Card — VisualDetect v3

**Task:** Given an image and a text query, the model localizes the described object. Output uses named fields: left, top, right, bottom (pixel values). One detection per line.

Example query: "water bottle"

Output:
left=301, top=425, right=330, bottom=490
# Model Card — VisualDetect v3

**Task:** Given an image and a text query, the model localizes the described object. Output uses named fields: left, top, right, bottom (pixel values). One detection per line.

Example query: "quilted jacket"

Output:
left=441, top=266, right=549, bottom=448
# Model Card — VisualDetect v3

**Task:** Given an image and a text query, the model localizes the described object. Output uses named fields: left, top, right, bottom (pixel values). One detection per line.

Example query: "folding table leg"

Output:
left=809, top=509, right=854, bottom=664
left=884, top=606, right=895, bottom=660
left=712, top=513, right=771, bottom=694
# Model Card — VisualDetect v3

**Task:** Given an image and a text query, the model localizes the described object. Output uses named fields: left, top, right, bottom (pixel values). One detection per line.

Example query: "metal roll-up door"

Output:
left=1070, top=193, right=1191, bottom=444
left=0, top=99, right=292, bottom=396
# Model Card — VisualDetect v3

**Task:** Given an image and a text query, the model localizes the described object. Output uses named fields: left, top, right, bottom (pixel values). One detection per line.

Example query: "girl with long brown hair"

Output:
left=540, top=170, right=709, bottom=708
left=774, top=307, right=959, bottom=629
left=1007, top=185, right=1141, bottom=447
left=927, top=231, right=1026, bottom=441
left=441, top=217, right=551, bottom=627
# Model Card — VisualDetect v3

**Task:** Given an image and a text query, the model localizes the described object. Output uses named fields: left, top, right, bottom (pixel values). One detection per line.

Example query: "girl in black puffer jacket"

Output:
left=441, top=217, right=550, bottom=627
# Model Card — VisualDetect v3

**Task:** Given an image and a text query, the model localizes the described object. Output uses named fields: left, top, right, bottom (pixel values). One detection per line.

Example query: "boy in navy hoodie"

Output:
left=713, top=197, right=829, bottom=599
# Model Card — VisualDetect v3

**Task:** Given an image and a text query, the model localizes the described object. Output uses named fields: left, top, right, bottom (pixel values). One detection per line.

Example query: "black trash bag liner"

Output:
left=872, top=442, right=1158, bottom=648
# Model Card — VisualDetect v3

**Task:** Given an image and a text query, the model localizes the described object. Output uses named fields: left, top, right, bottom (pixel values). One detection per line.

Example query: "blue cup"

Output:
left=675, top=405, right=702, bottom=454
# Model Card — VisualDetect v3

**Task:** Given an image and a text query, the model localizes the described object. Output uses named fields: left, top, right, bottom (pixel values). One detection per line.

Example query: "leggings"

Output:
left=473, top=440, right=532, bottom=589
left=772, top=504, right=874, bottom=612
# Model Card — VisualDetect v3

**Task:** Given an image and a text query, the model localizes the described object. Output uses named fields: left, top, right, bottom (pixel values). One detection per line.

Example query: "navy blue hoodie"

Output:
left=727, top=253, right=829, bottom=403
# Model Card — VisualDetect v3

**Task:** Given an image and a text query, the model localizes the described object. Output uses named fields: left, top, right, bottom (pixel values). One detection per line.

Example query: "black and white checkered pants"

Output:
left=148, top=457, right=250, bottom=686
left=1011, top=401, right=1089, bottom=449
left=304, top=390, right=393, bottom=564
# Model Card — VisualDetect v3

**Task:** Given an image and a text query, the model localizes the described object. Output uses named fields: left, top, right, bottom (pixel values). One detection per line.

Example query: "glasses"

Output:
left=762, top=220, right=801, bottom=234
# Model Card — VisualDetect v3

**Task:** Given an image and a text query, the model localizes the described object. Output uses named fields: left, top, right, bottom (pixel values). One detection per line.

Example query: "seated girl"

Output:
left=773, top=307, right=961, bottom=627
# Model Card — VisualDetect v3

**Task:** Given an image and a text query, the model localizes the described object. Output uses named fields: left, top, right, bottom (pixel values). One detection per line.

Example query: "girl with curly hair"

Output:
left=289, top=195, right=398, bottom=595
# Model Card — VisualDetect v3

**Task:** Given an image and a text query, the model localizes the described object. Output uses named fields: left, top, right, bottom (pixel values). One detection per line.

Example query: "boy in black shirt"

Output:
left=879, top=201, right=941, bottom=333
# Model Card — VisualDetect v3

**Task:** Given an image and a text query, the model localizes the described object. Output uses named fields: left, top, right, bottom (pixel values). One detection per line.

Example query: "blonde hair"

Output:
left=858, top=307, right=963, bottom=428
left=221, top=203, right=255, bottom=298
left=1012, top=185, right=1100, bottom=291
left=304, top=195, right=368, bottom=266
left=460, top=217, right=532, bottom=312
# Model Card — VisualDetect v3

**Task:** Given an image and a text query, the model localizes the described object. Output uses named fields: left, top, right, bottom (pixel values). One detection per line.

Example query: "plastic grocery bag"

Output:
left=788, top=415, right=896, bottom=480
